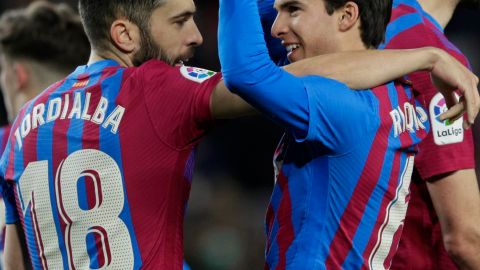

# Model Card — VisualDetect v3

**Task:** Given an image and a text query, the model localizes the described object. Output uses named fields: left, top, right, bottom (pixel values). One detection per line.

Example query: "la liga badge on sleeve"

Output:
left=180, top=66, right=216, bottom=83
left=429, top=93, right=464, bottom=145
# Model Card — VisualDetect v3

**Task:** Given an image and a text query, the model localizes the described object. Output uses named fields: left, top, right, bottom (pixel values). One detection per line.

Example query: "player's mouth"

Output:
left=285, top=44, right=300, bottom=53
left=284, top=43, right=301, bottom=62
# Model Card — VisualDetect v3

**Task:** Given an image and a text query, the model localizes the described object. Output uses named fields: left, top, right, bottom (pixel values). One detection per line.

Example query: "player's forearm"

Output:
left=5, top=223, right=31, bottom=270
left=426, top=169, right=480, bottom=270
left=284, top=47, right=441, bottom=90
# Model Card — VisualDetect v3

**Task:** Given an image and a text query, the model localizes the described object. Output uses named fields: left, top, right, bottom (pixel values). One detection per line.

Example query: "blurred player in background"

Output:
left=0, top=0, right=478, bottom=269
left=382, top=0, right=480, bottom=269
left=218, top=0, right=479, bottom=269
left=0, top=1, right=90, bottom=269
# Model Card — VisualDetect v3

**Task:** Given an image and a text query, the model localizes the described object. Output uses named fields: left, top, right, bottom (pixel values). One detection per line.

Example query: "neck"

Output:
left=88, top=49, right=134, bottom=67
left=11, top=63, right=70, bottom=120
left=418, top=0, right=459, bottom=28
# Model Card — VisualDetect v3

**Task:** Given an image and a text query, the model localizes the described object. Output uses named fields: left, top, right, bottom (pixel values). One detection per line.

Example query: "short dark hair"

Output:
left=0, top=1, right=90, bottom=72
left=323, top=0, right=392, bottom=48
left=78, top=0, right=166, bottom=52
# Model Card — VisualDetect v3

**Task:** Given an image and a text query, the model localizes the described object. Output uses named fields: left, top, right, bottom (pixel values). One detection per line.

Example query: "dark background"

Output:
left=0, top=1, right=479, bottom=269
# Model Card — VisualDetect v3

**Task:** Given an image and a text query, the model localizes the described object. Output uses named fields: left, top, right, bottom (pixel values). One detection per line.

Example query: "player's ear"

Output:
left=338, top=1, right=360, bottom=32
left=13, top=62, right=29, bottom=92
left=110, top=19, right=141, bottom=54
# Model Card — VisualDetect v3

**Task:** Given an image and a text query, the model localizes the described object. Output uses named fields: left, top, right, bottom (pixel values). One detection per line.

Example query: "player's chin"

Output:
left=175, top=49, right=196, bottom=66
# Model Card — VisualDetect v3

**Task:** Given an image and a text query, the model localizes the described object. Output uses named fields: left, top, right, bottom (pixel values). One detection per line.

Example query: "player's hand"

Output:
left=429, top=48, right=480, bottom=129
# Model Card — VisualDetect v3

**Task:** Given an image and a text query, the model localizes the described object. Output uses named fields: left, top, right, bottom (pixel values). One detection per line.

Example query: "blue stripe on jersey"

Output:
left=290, top=156, right=330, bottom=268
left=36, top=76, right=92, bottom=270
left=343, top=84, right=399, bottom=269
left=278, top=91, right=377, bottom=266
left=392, top=0, right=420, bottom=9
left=380, top=13, right=423, bottom=49
left=99, top=68, right=142, bottom=269
left=66, top=77, right=103, bottom=222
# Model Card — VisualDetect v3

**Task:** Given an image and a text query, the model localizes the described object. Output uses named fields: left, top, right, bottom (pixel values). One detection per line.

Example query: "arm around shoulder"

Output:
left=210, top=80, right=257, bottom=119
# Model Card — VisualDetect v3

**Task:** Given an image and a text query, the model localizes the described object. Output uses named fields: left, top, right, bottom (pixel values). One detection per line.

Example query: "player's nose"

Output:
left=188, top=22, right=203, bottom=47
left=271, top=14, right=288, bottom=39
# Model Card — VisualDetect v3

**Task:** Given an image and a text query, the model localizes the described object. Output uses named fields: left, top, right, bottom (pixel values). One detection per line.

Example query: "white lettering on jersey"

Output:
left=429, top=93, right=464, bottom=145
left=390, top=102, right=428, bottom=137
left=14, top=93, right=125, bottom=149
left=180, top=66, right=216, bottom=83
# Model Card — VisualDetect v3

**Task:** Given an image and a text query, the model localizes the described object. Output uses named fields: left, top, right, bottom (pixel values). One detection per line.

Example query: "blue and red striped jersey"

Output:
left=218, top=0, right=432, bottom=268
left=383, top=1, right=475, bottom=269
left=0, top=59, right=220, bottom=270
left=0, top=124, right=11, bottom=256
left=264, top=80, right=430, bottom=270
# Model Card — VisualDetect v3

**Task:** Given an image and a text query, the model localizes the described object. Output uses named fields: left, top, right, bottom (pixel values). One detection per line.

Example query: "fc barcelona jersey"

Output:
left=0, top=59, right=220, bottom=269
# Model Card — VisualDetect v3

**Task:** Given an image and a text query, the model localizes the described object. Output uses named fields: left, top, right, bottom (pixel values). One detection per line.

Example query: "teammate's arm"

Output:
left=214, top=0, right=479, bottom=128
left=427, top=169, right=480, bottom=270
left=4, top=223, right=30, bottom=270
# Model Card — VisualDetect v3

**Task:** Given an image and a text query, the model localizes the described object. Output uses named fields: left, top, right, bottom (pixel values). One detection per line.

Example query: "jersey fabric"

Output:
left=382, top=1, right=475, bottom=269
left=0, top=125, right=11, bottom=270
left=0, top=59, right=220, bottom=270
left=218, top=0, right=430, bottom=269
left=264, top=80, right=428, bottom=270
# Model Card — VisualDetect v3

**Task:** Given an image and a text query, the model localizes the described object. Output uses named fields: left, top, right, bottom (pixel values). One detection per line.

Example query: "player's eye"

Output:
left=175, top=18, right=188, bottom=27
left=287, top=5, right=300, bottom=16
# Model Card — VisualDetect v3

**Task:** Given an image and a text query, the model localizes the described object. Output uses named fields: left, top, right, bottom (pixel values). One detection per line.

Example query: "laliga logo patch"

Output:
left=180, top=66, right=216, bottom=83
left=429, top=93, right=464, bottom=145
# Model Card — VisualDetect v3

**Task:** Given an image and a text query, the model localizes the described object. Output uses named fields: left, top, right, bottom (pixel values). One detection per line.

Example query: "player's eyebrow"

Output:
left=169, top=9, right=196, bottom=21
left=274, top=0, right=303, bottom=11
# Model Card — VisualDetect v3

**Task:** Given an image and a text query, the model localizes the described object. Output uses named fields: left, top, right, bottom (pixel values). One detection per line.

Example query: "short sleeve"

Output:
left=300, top=76, right=379, bottom=154
left=384, top=13, right=475, bottom=179
left=138, top=60, right=222, bottom=150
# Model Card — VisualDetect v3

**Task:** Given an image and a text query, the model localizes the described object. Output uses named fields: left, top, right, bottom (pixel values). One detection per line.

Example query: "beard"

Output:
left=132, top=28, right=176, bottom=66
left=459, top=0, right=480, bottom=9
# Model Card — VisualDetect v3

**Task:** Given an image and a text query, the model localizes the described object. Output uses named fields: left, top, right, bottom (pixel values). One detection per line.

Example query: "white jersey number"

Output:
left=368, top=156, right=414, bottom=270
left=19, top=149, right=134, bottom=270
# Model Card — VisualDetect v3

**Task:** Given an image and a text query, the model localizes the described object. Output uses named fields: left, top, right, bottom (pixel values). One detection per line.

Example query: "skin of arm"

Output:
left=427, top=169, right=480, bottom=270
left=4, top=223, right=31, bottom=270
left=212, top=47, right=480, bottom=123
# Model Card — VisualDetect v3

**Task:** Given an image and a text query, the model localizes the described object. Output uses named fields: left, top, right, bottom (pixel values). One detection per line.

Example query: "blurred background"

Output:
left=0, top=1, right=479, bottom=269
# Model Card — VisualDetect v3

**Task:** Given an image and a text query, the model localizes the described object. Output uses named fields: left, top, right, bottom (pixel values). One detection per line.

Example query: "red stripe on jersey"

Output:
left=274, top=171, right=295, bottom=270
left=325, top=85, right=392, bottom=269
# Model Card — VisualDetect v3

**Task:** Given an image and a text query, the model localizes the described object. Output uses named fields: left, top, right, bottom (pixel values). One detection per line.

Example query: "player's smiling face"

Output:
left=135, top=0, right=203, bottom=66
left=272, top=0, right=339, bottom=62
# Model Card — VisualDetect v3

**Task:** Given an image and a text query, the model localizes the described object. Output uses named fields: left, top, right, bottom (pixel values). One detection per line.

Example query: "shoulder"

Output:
left=135, top=60, right=220, bottom=85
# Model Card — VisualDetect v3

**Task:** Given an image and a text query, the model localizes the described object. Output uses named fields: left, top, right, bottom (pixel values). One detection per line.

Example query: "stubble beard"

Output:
left=132, top=28, right=176, bottom=66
